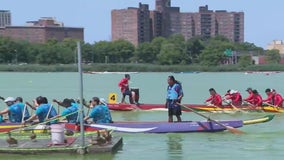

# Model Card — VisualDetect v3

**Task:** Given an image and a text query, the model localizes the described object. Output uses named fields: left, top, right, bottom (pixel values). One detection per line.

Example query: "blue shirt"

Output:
left=8, top=103, right=24, bottom=123
left=35, top=103, right=58, bottom=123
left=17, top=102, right=30, bottom=120
left=89, top=104, right=111, bottom=123
left=102, top=105, right=112, bottom=123
left=61, top=103, right=79, bottom=123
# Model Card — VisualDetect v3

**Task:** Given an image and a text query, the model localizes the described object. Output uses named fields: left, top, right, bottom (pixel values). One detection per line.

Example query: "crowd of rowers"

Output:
left=0, top=96, right=113, bottom=124
left=205, top=87, right=284, bottom=108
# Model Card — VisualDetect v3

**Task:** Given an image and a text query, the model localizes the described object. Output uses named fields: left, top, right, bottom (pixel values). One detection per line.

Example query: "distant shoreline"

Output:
left=0, top=63, right=283, bottom=72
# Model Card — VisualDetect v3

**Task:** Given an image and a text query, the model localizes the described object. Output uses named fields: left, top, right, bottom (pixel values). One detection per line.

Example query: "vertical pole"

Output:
left=77, top=41, right=85, bottom=149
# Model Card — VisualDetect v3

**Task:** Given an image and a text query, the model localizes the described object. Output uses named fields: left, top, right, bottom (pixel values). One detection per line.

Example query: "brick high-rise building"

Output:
left=111, top=1, right=244, bottom=45
left=0, top=10, right=11, bottom=27
left=112, top=3, right=151, bottom=46
left=0, top=17, right=84, bottom=43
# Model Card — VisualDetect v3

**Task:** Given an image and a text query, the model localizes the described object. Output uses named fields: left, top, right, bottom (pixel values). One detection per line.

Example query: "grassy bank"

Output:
left=0, top=63, right=283, bottom=72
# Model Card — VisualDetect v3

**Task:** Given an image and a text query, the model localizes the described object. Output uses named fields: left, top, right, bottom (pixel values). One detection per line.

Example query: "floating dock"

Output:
left=0, top=135, right=123, bottom=154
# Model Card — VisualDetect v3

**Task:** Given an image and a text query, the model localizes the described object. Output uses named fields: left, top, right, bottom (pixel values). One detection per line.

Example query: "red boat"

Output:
left=107, top=103, right=284, bottom=113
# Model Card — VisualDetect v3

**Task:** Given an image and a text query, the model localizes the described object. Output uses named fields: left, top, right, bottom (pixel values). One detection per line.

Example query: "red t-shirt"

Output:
left=205, top=94, right=222, bottom=106
left=118, top=78, right=129, bottom=93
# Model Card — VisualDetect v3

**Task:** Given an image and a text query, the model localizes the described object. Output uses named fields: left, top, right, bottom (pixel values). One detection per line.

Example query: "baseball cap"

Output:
left=4, top=97, right=15, bottom=103
left=100, top=98, right=107, bottom=105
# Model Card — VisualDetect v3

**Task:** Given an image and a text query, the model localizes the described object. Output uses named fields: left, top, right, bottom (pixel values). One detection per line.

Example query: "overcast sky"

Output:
left=1, top=0, right=284, bottom=48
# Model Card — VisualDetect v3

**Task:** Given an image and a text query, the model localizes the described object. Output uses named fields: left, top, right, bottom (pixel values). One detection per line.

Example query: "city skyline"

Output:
left=1, top=0, right=284, bottom=48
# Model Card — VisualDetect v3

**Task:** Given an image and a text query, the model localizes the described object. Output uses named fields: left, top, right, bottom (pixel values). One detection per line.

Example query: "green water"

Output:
left=0, top=72, right=284, bottom=159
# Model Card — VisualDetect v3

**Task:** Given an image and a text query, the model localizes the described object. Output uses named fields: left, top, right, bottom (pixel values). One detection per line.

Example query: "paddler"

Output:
left=204, top=88, right=223, bottom=107
left=52, top=98, right=79, bottom=123
left=165, top=75, right=182, bottom=122
left=263, top=88, right=283, bottom=107
left=23, top=96, right=58, bottom=125
left=244, top=89, right=262, bottom=108
left=243, top=87, right=254, bottom=103
left=84, top=97, right=112, bottom=123
left=0, top=97, right=27, bottom=123
left=118, top=74, right=136, bottom=104
left=224, top=89, right=242, bottom=107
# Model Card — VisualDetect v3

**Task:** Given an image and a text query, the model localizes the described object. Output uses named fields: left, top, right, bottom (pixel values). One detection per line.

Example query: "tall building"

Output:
left=0, top=17, right=84, bottom=43
left=111, top=0, right=244, bottom=45
left=112, top=3, right=151, bottom=46
left=0, top=10, right=11, bottom=27
left=267, top=40, right=284, bottom=54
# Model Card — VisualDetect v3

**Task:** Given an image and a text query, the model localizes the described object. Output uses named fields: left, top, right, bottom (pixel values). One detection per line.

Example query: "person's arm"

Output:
left=262, top=95, right=272, bottom=103
left=25, top=101, right=36, bottom=110
left=53, top=99, right=64, bottom=107
left=0, top=108, right=9, bottom=115
left=205, top=96, right=213, bottom=103
left=244, top=94, right=253, bottom=101
left=23, top=114, right=37, bottom=124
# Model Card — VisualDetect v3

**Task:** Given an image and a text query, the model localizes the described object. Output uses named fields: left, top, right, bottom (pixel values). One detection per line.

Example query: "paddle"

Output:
left=263, top=102, right=282, bottom=110
left=177, top=103, right=245, bottom=134
left=243, top=101, right=264, bottom=112
left=222, top=99, right=246, bottom=113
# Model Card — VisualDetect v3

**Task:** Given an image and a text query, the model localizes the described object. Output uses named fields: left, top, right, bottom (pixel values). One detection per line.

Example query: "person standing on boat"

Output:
left=52, top=98, right=79, bottom=123
left=118, top=74, right=136, bottom=104
left=84, top=97, right=112, bottom=123
left=166, top=75, right=183, bottom=122
left=224, top=90, right=242, bottom=106
left=23, top=96, right=58, bottom=124
left=0, top=97, right=26, bottom=123
left=204, top=88, right=223, bottom=107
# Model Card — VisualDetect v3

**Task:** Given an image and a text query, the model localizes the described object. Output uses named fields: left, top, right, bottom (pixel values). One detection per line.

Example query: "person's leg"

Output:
left=168, top=115, right=173, bottom=122
left=168, top=103, right=174, bottom=122
left=131, top=91, right=136, bottom=104
left=121, top=93, right=126, bottom=103
left=174, top=104, right=182, bottom=122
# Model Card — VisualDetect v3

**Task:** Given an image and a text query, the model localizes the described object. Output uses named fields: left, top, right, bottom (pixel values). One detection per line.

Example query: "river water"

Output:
left=0, top=71, right=283, bottom=159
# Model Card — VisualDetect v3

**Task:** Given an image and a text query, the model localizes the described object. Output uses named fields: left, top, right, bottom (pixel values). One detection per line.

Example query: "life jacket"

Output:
left=36, top=104, right=58, bottom=123
left=167, top=83, right=179, bottom=100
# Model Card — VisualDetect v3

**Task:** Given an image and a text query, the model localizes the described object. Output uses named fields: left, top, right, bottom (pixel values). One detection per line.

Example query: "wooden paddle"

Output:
left=263, top=102, right=281, bottom=110
left=178, top=103, right=245, bottom=134
left=222, top=99, right=246, bottom=113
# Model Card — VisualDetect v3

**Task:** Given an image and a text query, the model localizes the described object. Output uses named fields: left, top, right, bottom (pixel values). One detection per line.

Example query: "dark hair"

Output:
left=36, top=96, right=45, bottom=105
left=168, top=75, right=176, bottom=82
left=227, top=89, right=231, bottom=93
left=252, top=89, right=258, bottom=94
left=125, top=74, right=130, bottom=78
left=16, top=97, right=23, bottom=102
left=209, top=88, right=215, bottom=92
left=62, top=98, right=72, bottom=107
left=265, top=88, right=271, bottom=93
left=92, top=97, right=100, bottom=104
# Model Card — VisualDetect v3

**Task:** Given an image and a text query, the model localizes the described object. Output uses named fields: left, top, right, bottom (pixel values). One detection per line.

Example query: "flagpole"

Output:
left=77, top=41, right=85, bottom=150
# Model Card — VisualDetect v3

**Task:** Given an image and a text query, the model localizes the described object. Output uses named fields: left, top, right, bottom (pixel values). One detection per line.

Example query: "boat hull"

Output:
left=65, top=120, right=243, bottom=133
left=107, top=103, right=284, bottom=113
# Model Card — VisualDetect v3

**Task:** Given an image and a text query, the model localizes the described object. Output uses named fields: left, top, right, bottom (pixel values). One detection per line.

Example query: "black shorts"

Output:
left=167, top=100, right=182, bottom=116
left=123, top=90, right=132, bottom=97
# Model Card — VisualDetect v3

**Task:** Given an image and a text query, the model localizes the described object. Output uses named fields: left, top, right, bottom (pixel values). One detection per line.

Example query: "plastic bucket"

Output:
left=50, top=124, right=65, bottom=144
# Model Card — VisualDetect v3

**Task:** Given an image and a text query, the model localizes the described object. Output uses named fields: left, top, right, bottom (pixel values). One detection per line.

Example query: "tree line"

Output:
left=0, top=35, right=280, bottom=66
